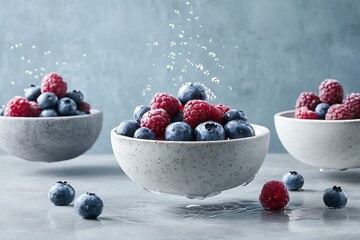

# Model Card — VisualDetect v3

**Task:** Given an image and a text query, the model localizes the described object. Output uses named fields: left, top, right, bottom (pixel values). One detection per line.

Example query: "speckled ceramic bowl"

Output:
left=111, top=124, right=270, bottom=199
left=0, top=109, right=103, bottom=162
left=275, top=110, right=360, bottom=170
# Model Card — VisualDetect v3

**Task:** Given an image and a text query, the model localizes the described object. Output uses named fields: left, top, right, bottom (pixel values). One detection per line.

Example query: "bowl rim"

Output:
left=0, top=109, right=102, bottom=120
left=274, top=109, right=360, bottom=123
left=111, top=123, right=270, bottom=145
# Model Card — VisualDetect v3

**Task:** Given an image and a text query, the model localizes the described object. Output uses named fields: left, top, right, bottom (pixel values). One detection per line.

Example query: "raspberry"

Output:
left=141, top=109, right=170, bottom=139
left=4, top=96, right=32, bottom=117
left=183, top=100, right=212, bottom=128
left=259, top=180, right=290, bottom=211
left=295, top=92, right=321, bottom=111
left=294, top=106, right=318, bottom=119
left=77, top=101, right=91, bottom=114
left=150, top=92, right=180, bottom=117
left=41, top=72, right=68, bottom=98
left=325, top=104, right=352, bottom=120
left=29, top=101, right=41, bottom=117
left=319, top=79, right=344, bottom=105
left=343, top=93, right=360, bottom=119
left=210, top=104, right=223, bottom=123
left=215, top=103, right=231, bottom=115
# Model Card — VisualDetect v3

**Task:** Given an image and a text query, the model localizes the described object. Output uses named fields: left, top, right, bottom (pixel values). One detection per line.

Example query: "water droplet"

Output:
left=20, top=56, right=25, bottom=61
left=171, top=60, right=175, bottom=65
left=27, top=59, right=31, bottom=63
left=228, top=86, right=233, bottom=90
left=152, top=63, right=156, bottom=66
left=185, top=1, right=190, bottom=5
left=82, top=53, right=87, bottom=57
left=189, top=11, right=194, bottom=15
left=178, top=34, right=184, bottom=38
left=62, top=62, right=67, bottom=65
left=222, top=45, right=225, bottom=48
left=218, top=64, right=225, bottom=69
left=199, top=24, right=203, bottom=28
left=18, top=43, right=22, bottom=47
left=195, top=34, right=200, bottom=38
left=209, top=52, right=216, bottom=58
left=15, top=44, right=19, bottom=48
left=11, top=81, right=15, bottom=85
left=187, top=51, right=191, bottom=55
left=214, top=57, right=219, bottom=61
left=186, top=18, right=191, bottom=22
left=201, top=46, right=207, bottom=50
left=34, top=68, right=38, bottom=72
left=196, top=64, right=204, bottom=71
left=55, top=62, right=59, bottom=65
left=183, top=42, right=188, bottom=45
left=153, top=41, right=159, bottom=46
left=178, top=52, right=182, bottom=55
left=185, top=58, right=191, bottom=63
left=166, top=65, right=174, bottom=71
left=181, top=68, right=188, bottom=73
left=34, top=75, right=39, bottom=79
left=40, top=73, right=44, bottom=76
left=170, top=41, right=176, bottom=47
left=40, top=67, right=45, bottom=71
left=32, top=45, right=36, bottom=49
left=203, top=70, right=210, bottom=76
left=174, top=9, right=180, bottom=15
left=148, top=77, right=153, bottom=80
left=235, top=45, right=239, bottom=49
left=211, top=77, right=220, bottom=84
left=209, top=39, right=213, bottom=43
left=170, top=52, right=176, bottom=58
left=194, top=16, right=199, bottom=21
left=169, top=23, right=175, bottom=29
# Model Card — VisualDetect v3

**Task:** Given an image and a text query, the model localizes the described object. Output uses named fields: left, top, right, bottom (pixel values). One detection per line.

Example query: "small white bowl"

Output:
left=111, top=124, right=270, bottom=199
left=274, top=110, right=360, bottom=170
left=0, top=109, right=103, bottom=162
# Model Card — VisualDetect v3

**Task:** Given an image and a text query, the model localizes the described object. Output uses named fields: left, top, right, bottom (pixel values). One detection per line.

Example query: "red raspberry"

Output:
left=318, top=79, right=344, bottom=105
left=150, top=92, right=181, bottom=117
left=325, top=104, right=352, bottom=120
left=41, top=72, right=67, bottom=98
left=259, top=180, right=290, bottom=211
left=215, top=103, right=231, bottom=115
left=210, top=104, right=223, bottom=123
left=343, top=93, right=360, bottom=119
left=141, top=109, right=170, bottom=139
left=77, top=101, right=91, bottom=114
left=29, top=101, right=41, bottom=117
left=183, top=100, right=212, bottom=128
left=4, top=96, right=32, bottom=117
left=295, top=92, right=321, bottom=111
left=294, top=106, right=318, bottom=119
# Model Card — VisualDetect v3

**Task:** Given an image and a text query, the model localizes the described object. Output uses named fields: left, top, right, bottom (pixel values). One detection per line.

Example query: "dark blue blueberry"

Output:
left=0, top=105, right=5, bottom=116
left=223, top=109, right=248, bottom=124
left=74, top=192, right=103, bottom=219
left=315, top=103, right=331, bottom=119
left=171, top=110, right=184, bottom=122
left=24, top=85, right=41, bottom=101
left=134, top=127, right=156, bottom=140
left=282, top=171, right=304, bottom=191
left=224, top=120, right=255, bottom=139
left=133, top=105, right=150, bottom=123
left=48, top=181, right=76, bottom=206
left=65, top=90, right=84, bottom=104
left=195, top=121, right=226, bottom=141
left=323, top=186, right=347, bottom=209
left=57, top=97, right=77, bottom=116
left=116, top=119, right=140, bottom=137
left=177, top=82, right=207, bottom=105
left=165, top=122, right=193, bottom=141
left=40, top=109, right=58, bottom=117
left=37, top=92, right=58, bottom=110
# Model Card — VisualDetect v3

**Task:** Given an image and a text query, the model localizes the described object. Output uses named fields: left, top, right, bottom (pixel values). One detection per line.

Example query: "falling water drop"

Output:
left=208, top=52, right=216, bottom=58
left=166, top=65, right=174, bottom=71
left=169, top=23, right=175, bottom=29
left=196, top=64, right=204, bottom=71
left=211, top=77, right=220, bottom=84
left=203, top=70, right=210, bottom=76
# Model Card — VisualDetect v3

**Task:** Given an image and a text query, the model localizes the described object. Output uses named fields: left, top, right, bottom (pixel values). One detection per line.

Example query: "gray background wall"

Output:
left=1, top=0, right=359, bottom=154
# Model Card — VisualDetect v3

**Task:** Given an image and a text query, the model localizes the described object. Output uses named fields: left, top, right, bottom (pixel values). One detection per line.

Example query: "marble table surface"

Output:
left=1, top=153, right=360, bottom=240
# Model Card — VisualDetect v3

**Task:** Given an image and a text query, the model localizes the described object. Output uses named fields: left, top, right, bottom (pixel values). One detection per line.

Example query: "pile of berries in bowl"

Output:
left=0, top=72, right=103, bottom=162
left=274, top=79, right=360, bottom=170
left=111, top=82, right=270, bottom=199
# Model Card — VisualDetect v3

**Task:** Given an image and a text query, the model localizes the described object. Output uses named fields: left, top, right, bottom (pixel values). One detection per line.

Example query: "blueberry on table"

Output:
left=195, top=121, right=226, bottom=141
left=48, top=181, right=76, bottom=206
left=74, top=192, right=103, bottom=219
left=315, top=103, right=331, bottom=119
left=165, top=122, right=193, bottom=141
left=116, top=119, right=140, bottom=137
left=37, top=92, right=58, bottom=110
left=282, top=171, right=304, bottom=191
left=133, top=105, right=150, bottom=123
left=134, top=127, right=156, bottom=140
left=323, top=186, right=347, bottom=209
left=65, top=90, right=84, bottom=104
left=57, top=97, right=77, bottom=116
left=224, top=120, right=255, bottom=139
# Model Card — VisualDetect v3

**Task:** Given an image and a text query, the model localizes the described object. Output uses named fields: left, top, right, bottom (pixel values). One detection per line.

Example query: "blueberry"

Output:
left=0, top=105, right=5, bottom=116
left=48, top=181, right=76, bottom=206
left=37, top=92, right=58, bottom=110
left=57, top=97, right=77, bottom=116
left=171, top=110, right=184, bottom=122
left=115, top=119, right=140, bottom=137
left=177, top=82, right=207, bottom=105
left=165, top=122, right=193, bottom=141
left=75, top=110, right=87, bottom=115
left=223, top=109, right=248, bottom=124
left=282, top=171, right=304, bottom=191
left=134, top=127, right=156, bottom=140
left=323, top=186, right=347, bottom=209
left=315, top=103, right=331, bottom=119
left=134, top=105, right=150, bottom=123
left=66, top=90, right=84, bottom=104
left=24, top=85, right=41, bottom=101
left=195, top=121, right=226, bottom=141
left=74, top=192, right=103, bottom=219
left=40, top=109, right=59, bottom=117
left=224, top=120, right=255, bottom=139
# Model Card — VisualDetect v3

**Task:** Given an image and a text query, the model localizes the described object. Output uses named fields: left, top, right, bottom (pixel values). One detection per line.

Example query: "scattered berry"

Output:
left=24, top=85, right=41, bottom=101
left=41, top=72, right=68, bottom=98
left=134, top=105, right=150, bottom=123
left=295, top=92, right=321, bottom=111
left=343, top=93, right=360, bottom=119
left=177, top=82, right=207, bottom=105
left=315, top=103, right=330, bottom=119
left=195, top=121, right=226, bottom=141
left=48, top=181, right=76, bottom=206
left=116, top=119, right=140, bottom=137
left=318, top=79, right=344, bottom=105
left=37, top=92, right=58, bottom=110
left=294, top=106, right=318, bottom=119
left=224, top=120, right=255, bottom=139
left=74, top=192, right=103, bottom=219
left=40, top=109, right=59, bottom=117
left=65, top=90, right=84, bottom=104
left=4, top=96, right=32, bottom=117
left=183, top=100, right=212, bottom=128
left=222, top=109, right=248, bottom=124
left=259, top=180, right=290, bottom=211
left=282, top=171, right=304, bottom=191
left=323, top=186, right=347, bottom=209
left=165, top=122, right=193, bottom=141
left=57, top=97, right=77, bottom=116
left=134, top=127, right=157, bottom=140
left=29, top=101, right=41, bottom=117
left=325, top=104, right=352, bottom=120
left=77, top=101, right=91, bottom=114
left=141, top=109, right=170, bottom=140
left=150, top=92, right=181, bottom=117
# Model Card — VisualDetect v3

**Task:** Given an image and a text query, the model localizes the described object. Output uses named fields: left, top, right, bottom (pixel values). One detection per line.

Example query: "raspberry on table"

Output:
left=183, top=100, right=212, bottom=128
left=150, top=92, right=181, bottom=117
left=4, top=96, right=32, bottom=117
left=41, top=72, right=68, bottom=98
left=318, top=79, right=344, bottom=105
left=343, top=93, right=360, bottom=119
left=325, top=104, right=352, bottom=120
left=259, top=180, right=290, bottom=211
left=294, top=106, right=318, bottom=119
left=295, top=92, right=321, bottom=111
left=141, top=108, right=170, bottom=140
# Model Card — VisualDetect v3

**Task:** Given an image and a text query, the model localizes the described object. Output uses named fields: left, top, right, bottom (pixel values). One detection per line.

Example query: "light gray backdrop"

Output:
left=1, top=0, right=359, bottom=154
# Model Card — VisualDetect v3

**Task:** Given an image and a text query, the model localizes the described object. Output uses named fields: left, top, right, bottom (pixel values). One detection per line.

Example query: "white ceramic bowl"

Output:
left=0, top=109, right=103, bottom=162
left=274, top=110, right=360, bottom=170
left=111, top=124, right=270, bottom=199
